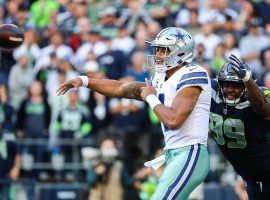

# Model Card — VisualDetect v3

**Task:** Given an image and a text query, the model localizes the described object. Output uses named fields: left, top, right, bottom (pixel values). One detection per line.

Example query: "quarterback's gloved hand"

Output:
left=229, top=54, right=251, bottom=83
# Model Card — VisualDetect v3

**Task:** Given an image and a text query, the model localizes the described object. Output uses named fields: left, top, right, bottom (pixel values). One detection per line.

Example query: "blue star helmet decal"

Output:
left=170, top=32, right=191, bottom=45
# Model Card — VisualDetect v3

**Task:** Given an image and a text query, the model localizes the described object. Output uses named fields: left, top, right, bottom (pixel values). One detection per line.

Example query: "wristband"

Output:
left=146, top=94, right=161, bottom=110
left=243, top=71, right=251, bottom=83
left=78, top=76, right=89, bottom=87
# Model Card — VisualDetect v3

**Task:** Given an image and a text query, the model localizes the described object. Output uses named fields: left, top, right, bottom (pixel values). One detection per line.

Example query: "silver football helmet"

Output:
left=146, top=27, right=195, bottom=73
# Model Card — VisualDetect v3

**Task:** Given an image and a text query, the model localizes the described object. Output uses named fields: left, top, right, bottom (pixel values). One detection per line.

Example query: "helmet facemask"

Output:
left=218, top=80, right=246, bottom=106
left=146, top=46, right=170, bottom=73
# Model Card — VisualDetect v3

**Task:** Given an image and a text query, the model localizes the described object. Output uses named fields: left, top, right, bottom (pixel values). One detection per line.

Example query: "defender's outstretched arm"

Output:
left=245, top=79, right=270, bottom=120
left=56, top=77, right=145, bottom=101
left=229, top=54, right=270, bottom=119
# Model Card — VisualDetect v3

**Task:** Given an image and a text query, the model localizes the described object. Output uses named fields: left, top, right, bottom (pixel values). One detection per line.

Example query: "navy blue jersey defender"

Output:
left=210, top=79, right=270, bottom=182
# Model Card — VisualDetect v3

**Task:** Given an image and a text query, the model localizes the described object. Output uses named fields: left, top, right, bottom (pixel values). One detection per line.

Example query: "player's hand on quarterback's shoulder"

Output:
left=140, top=78, right=157, bottom=101
left=229, top=54, right=251, bottom=83
left=56, top=77, right=83, bottom=96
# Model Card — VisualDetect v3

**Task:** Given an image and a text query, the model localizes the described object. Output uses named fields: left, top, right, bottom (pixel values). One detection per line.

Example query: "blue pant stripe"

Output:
left=172, top=144, right=201, bottom=200
left=162, top=145, right=194, bottom=200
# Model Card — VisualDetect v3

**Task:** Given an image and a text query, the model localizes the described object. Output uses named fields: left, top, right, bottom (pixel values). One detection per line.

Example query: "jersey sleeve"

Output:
left=176, top=67, right=209, bottom=93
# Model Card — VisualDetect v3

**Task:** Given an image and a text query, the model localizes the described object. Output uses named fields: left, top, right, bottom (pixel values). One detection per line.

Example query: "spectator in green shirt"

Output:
left=30, top=0, right=59, bottom=29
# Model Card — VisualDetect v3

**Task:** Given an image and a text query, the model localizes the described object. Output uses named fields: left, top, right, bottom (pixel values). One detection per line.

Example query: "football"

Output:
left=0, top=24, right=24, bottom=50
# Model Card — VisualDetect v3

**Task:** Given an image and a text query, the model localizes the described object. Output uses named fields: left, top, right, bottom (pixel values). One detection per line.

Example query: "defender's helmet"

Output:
left=146, top=27, right=195, bottom=73
left=217, top=62, right=250, bottom=106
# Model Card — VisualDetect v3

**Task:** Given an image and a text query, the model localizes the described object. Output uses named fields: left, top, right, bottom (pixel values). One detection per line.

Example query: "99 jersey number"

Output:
left=209, top=112, right=247, bottom=148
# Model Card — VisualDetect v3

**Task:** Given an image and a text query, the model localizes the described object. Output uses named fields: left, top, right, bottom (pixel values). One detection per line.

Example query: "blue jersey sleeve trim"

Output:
left=177, top=78, right=208, bottom=91
left=180, top=72, right=207, bottom=82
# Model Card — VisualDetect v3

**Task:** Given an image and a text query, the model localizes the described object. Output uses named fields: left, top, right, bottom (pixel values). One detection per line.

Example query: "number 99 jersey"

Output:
left=210, top=79, right=270, bottom=182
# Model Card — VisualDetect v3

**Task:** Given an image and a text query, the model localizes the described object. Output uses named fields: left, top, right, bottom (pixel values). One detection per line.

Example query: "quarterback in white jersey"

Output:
left=151, top=64, right=211, bottom=149
left=57, top=27, right=211, bottom=200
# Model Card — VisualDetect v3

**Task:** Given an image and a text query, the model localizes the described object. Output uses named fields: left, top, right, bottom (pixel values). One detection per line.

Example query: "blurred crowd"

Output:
left=0, top=0, right=270, bottom=199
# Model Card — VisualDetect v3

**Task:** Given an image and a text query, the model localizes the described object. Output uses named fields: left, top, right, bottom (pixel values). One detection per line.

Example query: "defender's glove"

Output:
left=229, top=54, right=251, bottom=83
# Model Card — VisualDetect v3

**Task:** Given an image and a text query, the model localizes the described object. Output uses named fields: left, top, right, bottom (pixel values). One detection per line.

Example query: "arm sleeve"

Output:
left=80, top=114, right=92, bottom=137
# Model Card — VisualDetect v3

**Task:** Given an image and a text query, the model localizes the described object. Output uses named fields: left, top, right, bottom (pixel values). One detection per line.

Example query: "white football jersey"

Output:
left=151, top=64, right=211, bottom=149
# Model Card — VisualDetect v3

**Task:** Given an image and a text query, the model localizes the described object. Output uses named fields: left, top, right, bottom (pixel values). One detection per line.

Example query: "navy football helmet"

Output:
left=217, top=62, right=249, bottom=106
